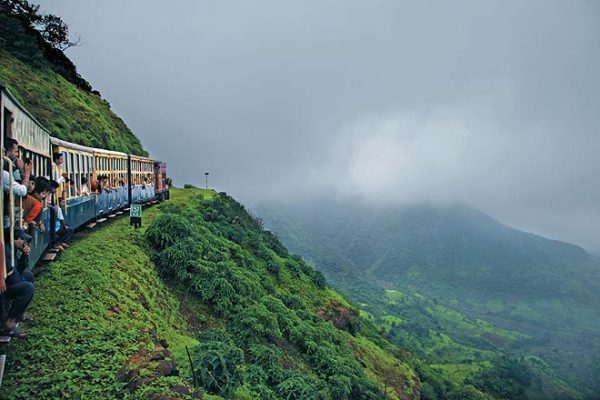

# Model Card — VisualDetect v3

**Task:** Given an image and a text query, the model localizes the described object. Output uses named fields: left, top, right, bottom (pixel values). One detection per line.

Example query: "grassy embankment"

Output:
left=3, top=189, right=212, bottom=399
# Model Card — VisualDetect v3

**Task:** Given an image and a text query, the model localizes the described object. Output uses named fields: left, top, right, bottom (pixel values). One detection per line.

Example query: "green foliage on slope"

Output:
left=0, top=11, right=148, bottom=155
left=2, top=197, right=198, bottom=399
left=145, top=188, right=427, bottom=400
left=4, top=188, right=464, bottom=399
left=257, top=201, right=599, bottom=399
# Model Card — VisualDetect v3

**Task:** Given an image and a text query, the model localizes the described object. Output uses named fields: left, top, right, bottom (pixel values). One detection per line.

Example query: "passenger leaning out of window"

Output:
left=22, top=177, right=51, bottom=234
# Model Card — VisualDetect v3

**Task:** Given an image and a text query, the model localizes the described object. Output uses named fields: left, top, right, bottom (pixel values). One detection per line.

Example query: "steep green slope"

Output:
left=256, top=201, right=600, bottom=399
left=145, top=188, right=424, bottom=400
left=0, top=11, right=147, bottom=156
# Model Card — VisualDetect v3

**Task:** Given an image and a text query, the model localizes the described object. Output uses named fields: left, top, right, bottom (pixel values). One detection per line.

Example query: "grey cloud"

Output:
left=35, top=0, right=600, bottom=250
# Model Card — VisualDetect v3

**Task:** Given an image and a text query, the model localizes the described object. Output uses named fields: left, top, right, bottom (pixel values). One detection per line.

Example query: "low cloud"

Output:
left=36, top=0, right=600, bottom=250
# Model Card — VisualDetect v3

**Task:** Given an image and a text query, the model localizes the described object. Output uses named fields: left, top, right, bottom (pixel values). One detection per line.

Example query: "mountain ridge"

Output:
left=255, top=199, right=600, bottom=398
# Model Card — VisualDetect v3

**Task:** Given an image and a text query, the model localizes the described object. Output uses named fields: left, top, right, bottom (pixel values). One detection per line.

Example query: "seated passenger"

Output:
left=53, top=197, right=73, bottom=251
left=0, top=228, right=35, bottom=338
left=3, top=159, right=31, bottom=229
left=22, top=177, right=50, bottom=232
left=46, top=181, right=68, bottom=251
left=3, top=138, right=27, bottom=183
left=80, top=177, right=91, bottom=196
left=102, top=176, right=113, bottom=192
left=97, top=175, right=109, bottom=193
left=2, top=157, right=31, bottom=198
left=66, top=178, right=79, bottom=197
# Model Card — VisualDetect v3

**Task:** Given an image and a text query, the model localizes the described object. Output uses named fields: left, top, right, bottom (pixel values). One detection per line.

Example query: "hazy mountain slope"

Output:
left=0, top=11, right=147, bottom=155
left=256, top=201, right=600, bottom=398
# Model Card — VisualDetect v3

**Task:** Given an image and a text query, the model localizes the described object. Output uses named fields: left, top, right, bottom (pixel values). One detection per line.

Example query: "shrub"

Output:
left=146, top=213, right=194, bottom=251
left=275, top=375, right=318, bottom=400
left=231, top=302, right=282, bottom=344
left=267, top=260, right=281, bottom=276
left=310, top=270, right=327, bottom=289
left=191, top=329, right=245, bottom=397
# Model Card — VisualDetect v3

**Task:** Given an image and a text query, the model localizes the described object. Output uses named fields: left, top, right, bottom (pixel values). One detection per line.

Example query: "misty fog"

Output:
left=35, top=0, right=600, bottom=251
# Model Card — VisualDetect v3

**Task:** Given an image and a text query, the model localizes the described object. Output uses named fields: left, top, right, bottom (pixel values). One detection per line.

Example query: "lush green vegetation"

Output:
left=257, top=201, right=600, bottom=399
left=2, top=194, right=198, bottom=399
left=0, top=10, right=148, bottom=155
left=6, top=188, right=491, bottom=399
left=145, top=188, right=426, bottom=400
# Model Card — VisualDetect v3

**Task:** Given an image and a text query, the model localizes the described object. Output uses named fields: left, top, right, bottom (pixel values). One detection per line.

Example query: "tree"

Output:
left=39, top=13, right=80, bottom=50
left=0, top=0, right=79, bottom=50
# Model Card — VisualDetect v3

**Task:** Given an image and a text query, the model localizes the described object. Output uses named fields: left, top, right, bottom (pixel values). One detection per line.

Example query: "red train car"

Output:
left=154, top=161, right=169, bottom=200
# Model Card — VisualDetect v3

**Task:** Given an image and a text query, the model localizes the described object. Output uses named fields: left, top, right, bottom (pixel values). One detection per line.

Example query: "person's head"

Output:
left=59, top=197, right=66, bottom=208
left=81, top=177, right=88, bottom=185
left=33, top=177, right=50, bottom=200
left=53, top=152, right=63, bottom=165
left=4, top=137, right=19, bottom=161
left=49, top=180, right=60, bottom=194
left=9, top=228, right=32, bottom=250
left=27, top=177, right=36, bottom=193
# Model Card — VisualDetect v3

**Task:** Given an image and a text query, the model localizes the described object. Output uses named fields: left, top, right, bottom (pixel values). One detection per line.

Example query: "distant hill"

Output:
left=0, top=10, right=147, bottom=155
left=256, top=200, right=600, bottom=399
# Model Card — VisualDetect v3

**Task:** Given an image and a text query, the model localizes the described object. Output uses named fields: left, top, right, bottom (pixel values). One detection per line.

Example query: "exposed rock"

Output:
left=119, top=337, right=195, bottom=398
left=317, top=300, right=360, bottom=335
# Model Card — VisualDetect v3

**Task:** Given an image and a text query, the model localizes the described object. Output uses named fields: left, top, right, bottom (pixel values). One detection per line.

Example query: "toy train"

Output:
left=1, top=85, right=170, bottom=266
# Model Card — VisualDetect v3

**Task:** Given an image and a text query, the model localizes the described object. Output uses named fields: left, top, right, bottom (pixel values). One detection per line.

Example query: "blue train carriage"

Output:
left=50, top=137, right=99, bottom=229
left=128, top=154, right=155, bottom=204
left=1, top=85, right=52, bottom=266
left=92, top=147, right=129, bottom=218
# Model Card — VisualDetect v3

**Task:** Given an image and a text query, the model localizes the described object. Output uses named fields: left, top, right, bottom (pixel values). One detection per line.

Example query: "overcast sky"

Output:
left=35, top=1, right=600, bottom=252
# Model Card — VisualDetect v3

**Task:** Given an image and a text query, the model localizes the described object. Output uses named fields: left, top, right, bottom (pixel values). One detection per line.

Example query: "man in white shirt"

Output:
left=3, top=138, right=31, bottom=227
left=3, top=138, right=30, bottom=187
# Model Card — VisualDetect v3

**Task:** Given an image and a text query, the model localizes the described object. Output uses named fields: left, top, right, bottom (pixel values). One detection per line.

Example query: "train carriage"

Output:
left=154, top=161, right=169, bottom=201
left=2, top=84, right=170, bottom=280
left=1, top=86, right=53, bottom=266
left=50, top=138, right=98, bottom=228
left=128, top=155, right=155, bottom=204
left=93, top=148, right=129, bottom=217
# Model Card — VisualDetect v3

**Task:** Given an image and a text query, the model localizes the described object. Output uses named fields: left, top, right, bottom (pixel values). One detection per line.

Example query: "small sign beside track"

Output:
left=130, top=204, right=142, bottom=228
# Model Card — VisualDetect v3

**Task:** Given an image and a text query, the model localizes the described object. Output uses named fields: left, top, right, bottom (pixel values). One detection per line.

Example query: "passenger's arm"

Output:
left=17, top=246, right=30, bottom=274
left=3, top=170, right=28, bottom=197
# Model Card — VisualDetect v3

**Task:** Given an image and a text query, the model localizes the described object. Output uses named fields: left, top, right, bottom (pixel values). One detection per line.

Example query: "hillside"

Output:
left=3, top=188, right=499, bottom=400
left=0, top=10, right=147, bottom=155
left=256, top=200, right=600, bottom=399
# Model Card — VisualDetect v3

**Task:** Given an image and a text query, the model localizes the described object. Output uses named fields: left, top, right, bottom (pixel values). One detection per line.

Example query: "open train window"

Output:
left=3, top=108, right=13, bottom=138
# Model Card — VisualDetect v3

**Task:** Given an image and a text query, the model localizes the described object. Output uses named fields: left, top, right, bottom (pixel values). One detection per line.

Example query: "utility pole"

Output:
left=204, top=172, right=209, bottom=189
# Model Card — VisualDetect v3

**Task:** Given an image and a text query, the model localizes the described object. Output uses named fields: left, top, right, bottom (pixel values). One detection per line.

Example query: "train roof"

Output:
left=50, top=136, right=128, bottom=157
left=129, top=154, right=156, bottom=163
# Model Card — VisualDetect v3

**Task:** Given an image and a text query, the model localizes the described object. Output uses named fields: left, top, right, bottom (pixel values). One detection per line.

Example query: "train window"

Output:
left=4, top=109, right=13, bottom=137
